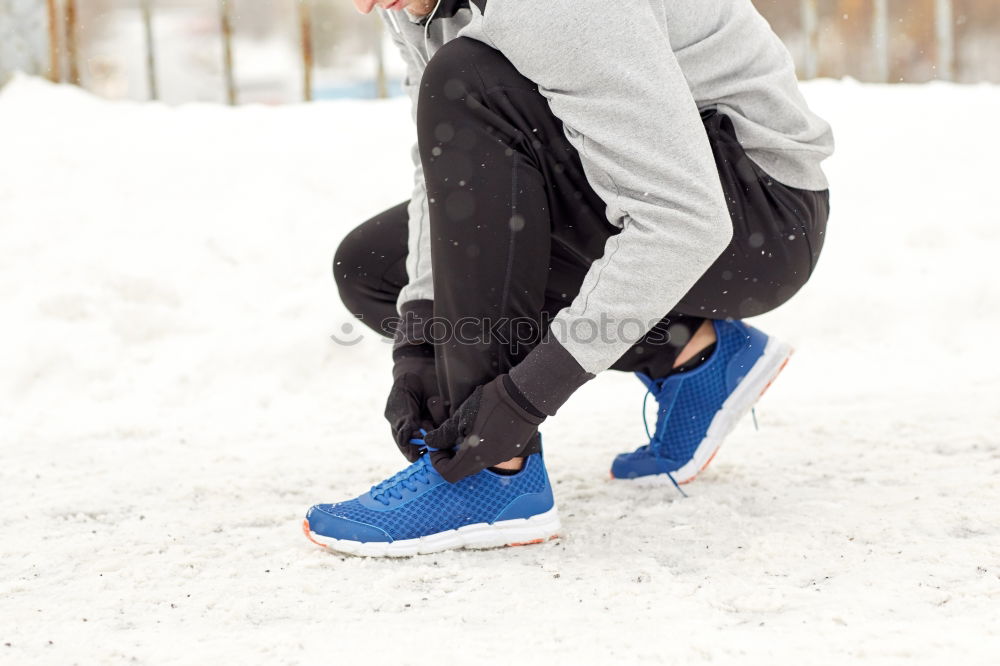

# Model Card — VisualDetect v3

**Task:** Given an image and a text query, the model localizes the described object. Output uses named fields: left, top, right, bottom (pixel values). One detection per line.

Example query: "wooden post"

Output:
left=375, top=22, right=387, bottom=99
left=935, top=0, right=954, bottom=81
left=65, top=0, right=80, bottom=85
left=142, top=0, right=159, bottom=100
left=299, top=0, right=314, bottom=102
left=801, top=0, right=819, bottom=79
left=219, top=0, right=237, bottom=105
left=872, top=0, right=889, bottom=83
left=46, top=0, right=60, bottom=82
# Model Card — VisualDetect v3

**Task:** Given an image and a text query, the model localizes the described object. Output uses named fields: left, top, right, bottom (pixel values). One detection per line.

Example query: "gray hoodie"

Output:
left=384, top=0, right=834, bottom=378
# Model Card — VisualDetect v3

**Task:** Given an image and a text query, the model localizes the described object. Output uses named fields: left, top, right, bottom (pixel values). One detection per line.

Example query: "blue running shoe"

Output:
left=303, top=453, right=559, bottom=557
left=611, top=319, right=793, bottom=484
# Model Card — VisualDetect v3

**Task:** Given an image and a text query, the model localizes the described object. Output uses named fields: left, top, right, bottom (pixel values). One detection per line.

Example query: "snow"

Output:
left=1, top=74, right=999, bottom=664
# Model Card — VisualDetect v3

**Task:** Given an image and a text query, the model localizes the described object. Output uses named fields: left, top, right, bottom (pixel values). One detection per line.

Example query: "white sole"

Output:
left=627, top=336, right=794, bottom=485
left=304, top=506, right=561, bottom=557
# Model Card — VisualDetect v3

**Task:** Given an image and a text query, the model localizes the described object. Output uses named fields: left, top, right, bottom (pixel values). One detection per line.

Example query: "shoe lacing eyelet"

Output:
left=371, top=456, right=435, bottom=505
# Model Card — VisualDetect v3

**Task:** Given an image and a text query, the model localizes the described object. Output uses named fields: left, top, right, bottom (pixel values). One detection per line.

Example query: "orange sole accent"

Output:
left=757, top=348, right=793, bottom=399
left=610, top=350, right=795, bottom=486
left=675, top=446, right=721, bottom=485
left=509, top=535, right=559, bottom=547
left=302, top=519, right=328, bottom=548
left=304, top=519, right=556, bottom=552
left=677, top=348, right=795, bottom=485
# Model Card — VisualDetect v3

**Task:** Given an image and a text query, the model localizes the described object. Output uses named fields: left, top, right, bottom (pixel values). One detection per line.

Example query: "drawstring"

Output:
left=423, top=0, right=443, bottom=61
left=382, top=0, right=443, bottom=69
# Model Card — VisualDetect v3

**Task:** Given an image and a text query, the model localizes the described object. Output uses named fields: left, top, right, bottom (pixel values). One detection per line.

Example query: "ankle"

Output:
left=490, top=457, right=524, bottom=475
left=673, top=320, right=716, bottom=369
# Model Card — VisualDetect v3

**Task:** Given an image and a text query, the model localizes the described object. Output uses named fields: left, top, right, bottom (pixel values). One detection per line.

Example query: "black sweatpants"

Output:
left=335, top=38, right=829, bottom=416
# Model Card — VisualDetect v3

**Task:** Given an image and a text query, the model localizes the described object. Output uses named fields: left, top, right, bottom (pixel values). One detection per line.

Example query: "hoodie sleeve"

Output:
left=382, top=11, right=434, bottom=311
left=457, top=0, right=734, bottom=407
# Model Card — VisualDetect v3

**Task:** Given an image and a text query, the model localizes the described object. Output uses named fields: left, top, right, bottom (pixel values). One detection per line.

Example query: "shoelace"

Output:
left=369, top=457, right=434, bottom=505
left=641, top=385, right=687, bottom=498
left=369, top=430, right=442, bottom=506
left=407, top=428, right=440, bottom=452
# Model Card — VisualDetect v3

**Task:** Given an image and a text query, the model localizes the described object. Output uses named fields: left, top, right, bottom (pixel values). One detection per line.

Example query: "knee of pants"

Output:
left=332, top=225, right=372, bottom=314
left=419, top=39, right=516, bottom=241
left=417, top=38, right=509, bottom=145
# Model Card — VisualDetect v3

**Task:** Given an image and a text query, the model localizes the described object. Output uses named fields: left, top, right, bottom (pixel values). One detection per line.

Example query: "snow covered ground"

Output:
left=1, top=74, right=999, bottom=664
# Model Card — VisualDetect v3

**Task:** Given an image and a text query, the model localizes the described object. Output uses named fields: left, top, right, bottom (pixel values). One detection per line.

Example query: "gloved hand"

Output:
left=424, top=374, right=545, bottom=483
left=384, top=346, right=447, bottom=462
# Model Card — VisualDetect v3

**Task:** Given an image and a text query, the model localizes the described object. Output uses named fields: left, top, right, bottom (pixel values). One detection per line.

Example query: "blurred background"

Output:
left=3, top=2, right=1000, bottom=662
left=1, top=0, right=999, bottom=105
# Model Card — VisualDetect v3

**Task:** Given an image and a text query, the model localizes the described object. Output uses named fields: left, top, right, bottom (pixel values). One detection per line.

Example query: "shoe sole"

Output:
left=303, top=506, right=561, bottom=557
left=614, top=336, right=794, bottom=485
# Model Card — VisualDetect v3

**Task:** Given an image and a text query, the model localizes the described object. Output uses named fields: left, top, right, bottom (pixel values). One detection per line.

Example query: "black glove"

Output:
left=425, top=374, right=545, bottom=483
left=384, top=346, right=447, bottom=462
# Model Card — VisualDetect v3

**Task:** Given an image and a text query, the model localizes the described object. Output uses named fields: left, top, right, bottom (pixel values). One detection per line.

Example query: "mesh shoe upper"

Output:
left=307, top=453, right=552, bottom=542
left=649, top=320, right=753, bottom=464
left=613, top=319, right=766, bottom=478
